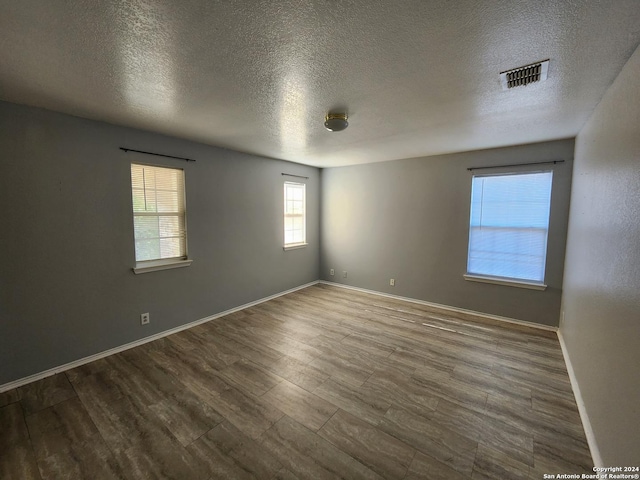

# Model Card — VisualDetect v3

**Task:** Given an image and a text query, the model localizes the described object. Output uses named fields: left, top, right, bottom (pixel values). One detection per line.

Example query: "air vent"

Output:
left=500, top=60, right=549, bottom=90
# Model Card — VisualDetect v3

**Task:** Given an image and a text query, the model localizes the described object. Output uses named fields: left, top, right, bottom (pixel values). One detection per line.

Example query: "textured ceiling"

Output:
left=1, top=1, right=639, bottom=167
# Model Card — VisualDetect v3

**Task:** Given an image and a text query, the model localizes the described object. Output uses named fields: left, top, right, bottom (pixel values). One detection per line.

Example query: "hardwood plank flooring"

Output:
left=0, top=284, right=592, bottom=479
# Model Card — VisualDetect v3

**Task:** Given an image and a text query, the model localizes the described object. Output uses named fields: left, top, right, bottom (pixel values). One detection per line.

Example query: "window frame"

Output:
left=464, top=170, right=553, bottom=290
left=283, top=181, right=307, bottom=250
left=130, top=162, right=192, bottom=274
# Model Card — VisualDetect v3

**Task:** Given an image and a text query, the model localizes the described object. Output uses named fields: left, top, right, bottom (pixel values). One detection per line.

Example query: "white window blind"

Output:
left=131, top=164, right=187, bottom=263
left=467, top=171, right=553, bottom=283
left=284, top=182, right=306, bottom=247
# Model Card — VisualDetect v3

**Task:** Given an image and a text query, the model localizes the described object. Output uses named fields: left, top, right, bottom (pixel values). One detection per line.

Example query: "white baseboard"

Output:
left=557, top=330, right=603, bottom=468
left=0, top=281, right=319, bottom=393
left=318, top=280, right=558, bottom=332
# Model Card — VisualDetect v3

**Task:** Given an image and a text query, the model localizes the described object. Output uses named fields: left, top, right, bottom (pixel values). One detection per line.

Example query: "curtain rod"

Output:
left=467, top=160, right=564, bottom=171
left=120, top=147, right=196, bottom=162
left=282, top=173, right=309, bottom=179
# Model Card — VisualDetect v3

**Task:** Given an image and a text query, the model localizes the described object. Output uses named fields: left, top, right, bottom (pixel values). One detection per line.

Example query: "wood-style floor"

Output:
left=0, top=284, right=592, bottom=479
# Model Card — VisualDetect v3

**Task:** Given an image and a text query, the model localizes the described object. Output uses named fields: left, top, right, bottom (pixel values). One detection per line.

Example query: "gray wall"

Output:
left=320, top=139, right=574, bottom=326
left=561, top=45, right=640, bottom=464
left=0, top=101, right=320, bottom=386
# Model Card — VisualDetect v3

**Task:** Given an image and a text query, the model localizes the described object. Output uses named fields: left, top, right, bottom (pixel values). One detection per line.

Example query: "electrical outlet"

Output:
left=141, top=312, right=150, bottom=325
left=330, top=268, right=335, bottom=276
left=390, top=278, right=395, bottom=286
left=343, top=270, right=348, bottom=278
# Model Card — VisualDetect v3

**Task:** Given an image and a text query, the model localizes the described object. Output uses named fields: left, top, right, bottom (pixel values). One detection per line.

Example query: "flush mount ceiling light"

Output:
left=324, top=113, right=348, bottom=132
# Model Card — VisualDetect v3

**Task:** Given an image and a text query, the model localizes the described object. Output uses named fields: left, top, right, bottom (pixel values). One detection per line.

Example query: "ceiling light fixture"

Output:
left=324, top=113, right=348, bottom=132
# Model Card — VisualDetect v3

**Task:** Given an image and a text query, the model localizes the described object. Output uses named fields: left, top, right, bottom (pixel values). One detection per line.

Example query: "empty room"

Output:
left=1, top=1, right=639, bottom=479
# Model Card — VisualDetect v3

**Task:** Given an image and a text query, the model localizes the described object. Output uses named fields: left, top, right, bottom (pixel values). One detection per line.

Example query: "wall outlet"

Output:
left=390, top=278, right=395, bottom=286
left=330, top=268, right=335, bottom=276
left=140, top=312, right=150, bottom=325
left=343, top=270, right=348, bottom=278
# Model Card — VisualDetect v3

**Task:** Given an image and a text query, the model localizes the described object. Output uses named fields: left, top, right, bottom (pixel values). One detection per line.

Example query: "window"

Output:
left=284, top=182, right=306, bottom=248
left=465, top=171, right=553, bottom=288
left=131, top=164, right=191, bottom=273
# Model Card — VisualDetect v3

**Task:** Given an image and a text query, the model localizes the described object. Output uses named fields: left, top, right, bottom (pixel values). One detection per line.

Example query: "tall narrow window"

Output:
left=284, top=182, right=306, bottom=248
left=466, top=171, right=553, bottom=285
left=131, top=164, right=188, bottom=269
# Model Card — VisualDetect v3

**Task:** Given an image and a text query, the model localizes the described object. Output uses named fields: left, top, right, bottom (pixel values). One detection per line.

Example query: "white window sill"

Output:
left=283, top=243, right=308, bottom=251
left=133, top=258, right=193, bottom=275
left=463, top=274, right=547, bottom=291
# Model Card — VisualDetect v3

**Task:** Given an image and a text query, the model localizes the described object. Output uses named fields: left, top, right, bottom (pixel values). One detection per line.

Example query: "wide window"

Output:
left=466, top=171, right=553, bottom=286
left=284, top=182, right=306, bottom=248
left=131, top=164, right=188, bottom=271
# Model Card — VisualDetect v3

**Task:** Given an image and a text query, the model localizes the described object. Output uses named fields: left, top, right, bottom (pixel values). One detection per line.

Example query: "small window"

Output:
left=466, top=171, right=553, bottom=286
left=131, top=164, right=189, bottom=272
left=284, top=182, right=306, bottom=248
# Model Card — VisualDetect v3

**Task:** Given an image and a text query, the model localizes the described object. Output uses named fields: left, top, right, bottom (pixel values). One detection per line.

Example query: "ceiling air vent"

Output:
left=500, top=60, right=549, bottom=90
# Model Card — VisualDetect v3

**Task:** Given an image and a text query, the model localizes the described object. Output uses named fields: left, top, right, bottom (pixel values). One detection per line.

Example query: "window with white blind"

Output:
left=465, top=171, right=553, bottom=288
left=131, top=164, right=191, bottom=273
left=284, top=182, right=306, bottom=249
